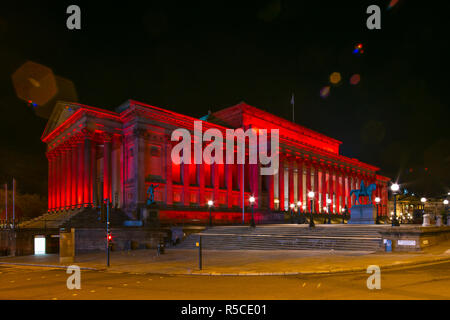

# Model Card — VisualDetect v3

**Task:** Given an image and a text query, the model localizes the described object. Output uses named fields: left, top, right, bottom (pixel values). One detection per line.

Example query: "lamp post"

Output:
left=391, top=183, right=400, bottom=226
left=326, top=198, right=332, bottom=224
left=308, top=191, right=315, bottom=228
left=289, top=203, right=295, bottom=223
left=297, top=201, right=302, bottom=224
left=207, top=200, right=213, bottom=227
left=375, top=197, right=381, bottom=224
left=421, top=197, right=427, bottom=224
left=302, top=205, right=307, bottom=224
left=249, top=196, right=255, bottom=228
left=444, top=200, right=449, bottom=226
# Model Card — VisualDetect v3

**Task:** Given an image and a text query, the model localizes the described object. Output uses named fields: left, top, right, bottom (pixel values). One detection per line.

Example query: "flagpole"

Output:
left=291, top=93, right=295, bottom=123
left=12, top=178, right=15, bottom=228
left=4, top=183, right=7, bottom=224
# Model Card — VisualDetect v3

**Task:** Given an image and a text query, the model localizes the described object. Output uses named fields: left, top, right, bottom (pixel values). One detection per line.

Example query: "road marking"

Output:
left=90, top=290, right=96, bottom=293
left=107, top=287, right=112, bottom=290
left=52, top=298, right=57, bottom=300
left=72, top=293, right=78, bottom=296
left=123, top=284, right=128, bottom=286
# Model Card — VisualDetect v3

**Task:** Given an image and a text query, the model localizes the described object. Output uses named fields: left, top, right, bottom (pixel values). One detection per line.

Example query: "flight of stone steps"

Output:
left=20, top=208, right=83, bottom=229
left=176, top=224, right=388, bottom=251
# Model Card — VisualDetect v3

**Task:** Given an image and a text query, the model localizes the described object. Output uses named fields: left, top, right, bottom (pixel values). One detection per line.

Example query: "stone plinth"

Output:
left=348, top=204, right=376, bottom=224
left=380, top=226, right=450, bottom=252
left=422, top=214, right=431, bottom=227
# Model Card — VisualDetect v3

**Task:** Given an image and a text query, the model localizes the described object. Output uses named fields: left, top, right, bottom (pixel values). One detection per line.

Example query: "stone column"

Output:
left=278, top=155, right=285, bottom=211
left=183, top=162, right=190, bottom=206
left=313, top=163, right=320, bottom=213
left=77, top=138, right=84, bottom=207
left=55, top=149, right=61, bottom=210
left=90, top=139, right=97, bottom=206
left=83, top=136, right=92, bottom=206
left=47, top=152, right=54, bottom=211
left=305, top=161, right=311, bottom=212
left=268, top=169, right=274, bottom=210
left=103, top=136, right=112, bottom=203
left=226, top=163, right=233, bottom=208
left=288, top=158, right=294, bottom=208
left=297, top=160, right=303, bottom=212
left=66, top=146, right=72, bottom=209
left=321, top=165, right=327, bottom=213
left=71, top=143, right=77, bottom=209
left=165, top=141, right=173, bottom=205
left=213, top=163, right=219, bottom=204
left=329, top=167, right=335, bottom=213
left=335, top=169, right=341, bottom=214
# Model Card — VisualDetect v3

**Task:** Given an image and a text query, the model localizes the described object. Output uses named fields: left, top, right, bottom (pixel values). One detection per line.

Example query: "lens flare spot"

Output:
left=350, top=74, right=361, bottom=85
left=329, top=72, right=341, bottom=84
left=320, top=86, right=330, bottom=98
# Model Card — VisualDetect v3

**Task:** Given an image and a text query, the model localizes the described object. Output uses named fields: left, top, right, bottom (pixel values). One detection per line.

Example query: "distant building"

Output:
left=41, top=100, right=390, bottom=223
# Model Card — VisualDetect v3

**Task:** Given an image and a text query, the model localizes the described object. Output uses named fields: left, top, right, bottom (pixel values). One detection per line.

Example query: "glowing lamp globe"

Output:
left=326, top=198, right=332, bottom=204
left=375, top=197, right=381, bottom=203
left=308, top=191, right=315, bottom=199
left=249, top=196, right=255, bottom=204
left=297, top=201, right=302, bottom=207
left=207, top=200, right=213, bottom=206
left=420, top=197, right=426, bottom=203
left=290, top=203, right=295, bottom=209
left=391, top=183, right=399, bottom=192
left=444, top=200, right=449, bottom=205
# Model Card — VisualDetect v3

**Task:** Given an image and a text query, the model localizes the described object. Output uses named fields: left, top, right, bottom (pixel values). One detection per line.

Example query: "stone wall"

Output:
left=73, top=228, right=167, bottom=254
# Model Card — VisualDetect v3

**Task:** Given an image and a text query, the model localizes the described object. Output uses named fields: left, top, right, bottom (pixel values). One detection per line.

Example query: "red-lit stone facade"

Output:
left=42, top=100, right=390, bottom=223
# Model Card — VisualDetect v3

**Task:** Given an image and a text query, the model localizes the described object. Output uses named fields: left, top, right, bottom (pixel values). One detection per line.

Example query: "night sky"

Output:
left=0, top=0, right=449, bottom=197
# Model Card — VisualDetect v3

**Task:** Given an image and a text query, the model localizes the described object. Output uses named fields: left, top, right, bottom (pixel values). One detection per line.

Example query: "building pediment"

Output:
left=41, top=101, right=81, bottom=141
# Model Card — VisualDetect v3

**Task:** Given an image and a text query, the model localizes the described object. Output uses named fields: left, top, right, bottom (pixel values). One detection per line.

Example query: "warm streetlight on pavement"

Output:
left=308, top=191, right=315, bottom=227
left=375, top=197, right=381, bottom=224
left=208, top=200, right=214, bottom=227
left=390, top=183, right=400, bottom=226
left=249, top=196, right=256, bottom=228
left=326, top=198, right=332, bottom=224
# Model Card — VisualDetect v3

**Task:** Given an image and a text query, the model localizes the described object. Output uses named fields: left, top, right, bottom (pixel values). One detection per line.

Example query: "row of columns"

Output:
left=47, top=131, right=116, bottom=212
left=272, top=155, right=382, bottom=215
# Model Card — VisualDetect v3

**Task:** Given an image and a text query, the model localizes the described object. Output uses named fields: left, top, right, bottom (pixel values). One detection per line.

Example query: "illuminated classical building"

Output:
left=41, top=100, right=390, bottom=223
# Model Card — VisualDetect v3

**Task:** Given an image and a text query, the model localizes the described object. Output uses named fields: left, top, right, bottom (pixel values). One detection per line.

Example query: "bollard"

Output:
left=196, top=235, right=202, bottom=270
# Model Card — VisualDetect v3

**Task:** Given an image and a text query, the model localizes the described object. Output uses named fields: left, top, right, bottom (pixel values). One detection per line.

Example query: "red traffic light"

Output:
left=107, top=234, right=112, bottom=241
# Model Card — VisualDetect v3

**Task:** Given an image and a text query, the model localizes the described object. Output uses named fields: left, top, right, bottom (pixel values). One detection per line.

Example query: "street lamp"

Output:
left=421, top=197, right=427, bottom=224
left=297, top=201, right=302, bottom=224
left=289, top=203, right=295, bottom=223
left=249, top=196, right=256, bottom=228
left=308, top=191, right=315, bottom=228
left=375, top=197, right=381, bottom=224
left=390, top=183, right=400, bottom=226
left=340, top=207, right=346, bottom=224
left=326, top=198, right=332, bottom=224
left=207, top=200, right=214, bottom=227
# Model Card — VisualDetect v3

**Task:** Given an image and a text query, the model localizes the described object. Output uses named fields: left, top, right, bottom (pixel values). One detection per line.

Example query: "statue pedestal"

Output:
left=422, top=214, right=431, bottom=227
left=143, top=206, right=160, bottom=228
left=348, top=204, right=376, bottom=224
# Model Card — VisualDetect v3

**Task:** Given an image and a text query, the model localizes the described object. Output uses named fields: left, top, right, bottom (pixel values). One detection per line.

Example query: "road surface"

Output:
left=0, top=261, right=449, bottom=300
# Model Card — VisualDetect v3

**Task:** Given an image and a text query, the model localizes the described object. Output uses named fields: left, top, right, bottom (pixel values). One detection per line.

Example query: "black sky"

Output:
left=0, top=0, right=449, bottom=196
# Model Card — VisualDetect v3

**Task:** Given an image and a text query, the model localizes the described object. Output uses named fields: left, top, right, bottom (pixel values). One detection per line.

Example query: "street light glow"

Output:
left=297, top=201, right=302, bottom=206
left=308, top=191, right=315, bottom=198
left=375, top=197, right=380, bottom=203
left=207, top=200, right=213, bottom=206
left=420, top=197, right=427, bottom=203
left=444, top=199, right=449, bottom=205
left=326, top=198, right=332, bottom=204
left=249, top=196, right=255, bottom=203
left=391, top=183, right=399, bottom=192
